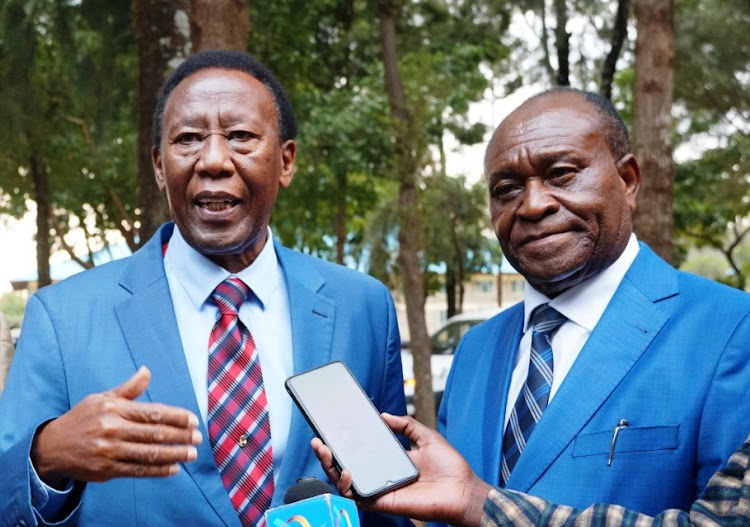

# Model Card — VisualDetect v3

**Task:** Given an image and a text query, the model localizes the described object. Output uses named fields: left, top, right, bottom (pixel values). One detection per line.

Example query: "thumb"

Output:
left=110, top=366, right=151, bottom=400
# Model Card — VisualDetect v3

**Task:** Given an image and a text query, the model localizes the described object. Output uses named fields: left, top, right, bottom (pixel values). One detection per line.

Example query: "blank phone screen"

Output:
left=285, top=361, right=418, bottom=498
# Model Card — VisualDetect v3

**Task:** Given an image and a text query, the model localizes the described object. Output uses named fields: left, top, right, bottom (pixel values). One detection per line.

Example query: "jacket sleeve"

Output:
left=481, top=433, right=750, bottom=527
left=0, top=294, right=84, bottom=527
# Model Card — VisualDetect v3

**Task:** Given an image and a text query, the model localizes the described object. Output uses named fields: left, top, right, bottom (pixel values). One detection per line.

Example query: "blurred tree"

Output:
left=500, top=0, right=632, bottom=96
left=377, top=0, right=436, bottom=425
left=132, top=0, right=190, bottom=242
left=191, top=0, right=249, bottom=51
left=250, top=0, right=393, bottom=264
left=675, top=133, right=750, bottom=290
left=0, top=0, right=56, bottom=287
left=631, top=0, right=675, bottom=262
left=671, top=0, right=750, bottom=290
left=0, top=0, right=137, bottom=285
left=0, top=292, right=25, bottom=328
left=421, top=175, right=501, bottom=317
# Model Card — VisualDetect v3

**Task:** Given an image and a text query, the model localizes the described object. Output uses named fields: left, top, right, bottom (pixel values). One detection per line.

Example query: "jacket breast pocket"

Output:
left=572, top=425, right=679, bottom=457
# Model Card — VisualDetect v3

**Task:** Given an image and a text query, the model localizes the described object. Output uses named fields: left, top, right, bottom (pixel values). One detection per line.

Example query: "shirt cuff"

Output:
left=29, top=457, right=74, bottom=518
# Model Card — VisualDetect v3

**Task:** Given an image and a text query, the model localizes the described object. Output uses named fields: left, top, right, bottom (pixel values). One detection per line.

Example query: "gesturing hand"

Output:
left=311, top=413, right=492, bottom=527
left=31, top=366, right=202, bottom=489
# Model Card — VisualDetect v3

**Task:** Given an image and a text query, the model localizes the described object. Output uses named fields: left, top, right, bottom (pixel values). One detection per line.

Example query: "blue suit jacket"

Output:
left=0, top=223, right=410, bottom=527
left=435, top=243, right=750, bottom=521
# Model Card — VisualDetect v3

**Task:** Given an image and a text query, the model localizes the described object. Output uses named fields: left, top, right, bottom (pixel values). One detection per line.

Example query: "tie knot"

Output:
left=530, top=303, right=566, bottom=335
left=211, top=277, right=250, bottom=315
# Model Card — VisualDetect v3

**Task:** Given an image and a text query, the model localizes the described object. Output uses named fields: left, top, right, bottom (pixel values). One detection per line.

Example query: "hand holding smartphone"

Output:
left=285, top=361, right=419, bottom=498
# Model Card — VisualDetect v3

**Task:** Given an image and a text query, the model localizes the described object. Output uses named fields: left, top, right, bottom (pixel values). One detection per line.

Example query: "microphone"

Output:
left=265, top=476, right=360, bottom=527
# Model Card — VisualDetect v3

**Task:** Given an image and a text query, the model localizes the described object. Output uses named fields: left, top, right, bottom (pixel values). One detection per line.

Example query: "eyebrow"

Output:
left=536, top=151, right=585, bottom=166
left=487, top=150, right=587, bottom=182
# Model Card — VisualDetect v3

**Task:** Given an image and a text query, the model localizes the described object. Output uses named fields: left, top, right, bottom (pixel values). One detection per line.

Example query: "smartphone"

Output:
left=285, top=361, right=419, bottom=499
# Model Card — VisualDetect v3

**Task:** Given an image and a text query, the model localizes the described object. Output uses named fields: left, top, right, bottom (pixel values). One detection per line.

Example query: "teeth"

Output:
left=198, top=199, right=235, bottom=211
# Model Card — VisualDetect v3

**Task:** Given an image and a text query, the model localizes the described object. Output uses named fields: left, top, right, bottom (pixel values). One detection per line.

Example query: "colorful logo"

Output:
left=279, top=509, right=354, bottom=527
left=281, top=516, right=312, bottom=527
left=336, top=508, right=355, bottom=527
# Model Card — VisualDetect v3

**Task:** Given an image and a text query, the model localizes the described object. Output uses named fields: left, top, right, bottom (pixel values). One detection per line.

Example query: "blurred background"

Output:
left=0, top=0, right=748, bottom=423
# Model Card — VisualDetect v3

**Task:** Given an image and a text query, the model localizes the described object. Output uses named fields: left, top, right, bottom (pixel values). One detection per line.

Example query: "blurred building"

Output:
left=394, top=256, right=523, bottom=339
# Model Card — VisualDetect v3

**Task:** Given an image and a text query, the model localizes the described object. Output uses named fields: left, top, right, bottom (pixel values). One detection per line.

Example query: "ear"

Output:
left=152, top=147, right=166, bottom=191
left=616, top=154, right=641, bottom=213
left=279, top=140, right=296, bottom=189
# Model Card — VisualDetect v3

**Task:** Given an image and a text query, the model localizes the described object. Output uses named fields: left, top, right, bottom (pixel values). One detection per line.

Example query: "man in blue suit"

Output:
left=0, top=51, right=409, bottom=527
left=435, top=88, right=750, bottom=522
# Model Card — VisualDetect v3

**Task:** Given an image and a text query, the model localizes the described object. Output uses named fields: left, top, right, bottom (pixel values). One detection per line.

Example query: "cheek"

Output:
left=490, top=206, right=513, bottom=244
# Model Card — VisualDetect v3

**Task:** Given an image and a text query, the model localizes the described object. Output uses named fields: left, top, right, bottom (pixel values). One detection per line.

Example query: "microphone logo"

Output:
left=281, top=517, right=312, bottom=527
left=281, top=510, right=354, bottom=527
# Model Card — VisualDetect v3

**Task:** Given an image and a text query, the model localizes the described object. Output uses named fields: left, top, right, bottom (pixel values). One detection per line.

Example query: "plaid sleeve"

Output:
left=481, top=434, right=749, bottom=527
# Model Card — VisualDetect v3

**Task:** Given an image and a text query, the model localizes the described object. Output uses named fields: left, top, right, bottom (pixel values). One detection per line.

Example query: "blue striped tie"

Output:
left=501, top=303, right=566, bottom=486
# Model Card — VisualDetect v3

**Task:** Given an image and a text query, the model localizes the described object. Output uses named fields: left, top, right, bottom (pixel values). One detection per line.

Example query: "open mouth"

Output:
left=196, top=198, right=239, bottom=211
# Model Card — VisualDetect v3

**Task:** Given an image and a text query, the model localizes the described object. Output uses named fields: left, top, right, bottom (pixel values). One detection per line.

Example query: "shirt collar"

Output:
left=163, top=226, right=282, bottom=310
left=523, top=233, right=640, bottom=332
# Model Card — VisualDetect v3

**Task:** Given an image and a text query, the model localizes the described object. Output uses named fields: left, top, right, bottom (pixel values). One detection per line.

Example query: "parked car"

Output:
left=401, top=307, right=503, bottom=415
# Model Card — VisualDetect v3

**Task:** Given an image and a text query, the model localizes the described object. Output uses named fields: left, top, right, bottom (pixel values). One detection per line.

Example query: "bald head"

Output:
left=486, top=88, right=631, bottom=174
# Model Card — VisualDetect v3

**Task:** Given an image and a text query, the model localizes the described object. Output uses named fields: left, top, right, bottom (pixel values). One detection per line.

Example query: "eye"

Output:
left=491, top=182, right=523, bottom=202
left=547, top=166, right=577, bottom=185
left=174, top=132, right=202, bottom=145
left=227, top=130, right=256, bottom=142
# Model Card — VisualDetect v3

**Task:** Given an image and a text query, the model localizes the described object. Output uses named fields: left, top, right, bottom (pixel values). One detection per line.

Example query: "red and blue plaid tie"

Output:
left=208, top=277, right=274, bottom=526
left=501, top=303, right=566, bottom=486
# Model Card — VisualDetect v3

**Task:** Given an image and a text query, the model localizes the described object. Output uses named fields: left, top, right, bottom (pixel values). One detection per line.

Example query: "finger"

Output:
left=114, top=420, right=202, bottom=446
left=113, top=441, right=198, bottom=466
left=382, top=413, right=440, bottom=448
left=90, top=460, right=183, bottom=481
left=311, top=438, right=341, bottom=483
left=117, top=400, right=199, bottom=429
left=336, top=469, right=355, bottom=499
left=110, top=366, right=151, bottom=401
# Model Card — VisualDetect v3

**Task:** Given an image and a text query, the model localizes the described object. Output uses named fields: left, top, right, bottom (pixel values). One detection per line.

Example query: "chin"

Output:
left=525, top=264, right=591, bottom=297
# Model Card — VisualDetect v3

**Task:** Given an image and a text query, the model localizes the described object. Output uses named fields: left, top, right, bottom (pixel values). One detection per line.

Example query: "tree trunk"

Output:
left=190, top=0, right=249, bottom=51
left=632, top=0, right=675, bottom=263
left=600, top=0, right=632, bottom=100
left=446, top=266, right=457, bottom=318
left=132, top=0, right=191, bottom=243
left=539, top=0, right=555, bottom=79
left=553, top=0, right=570, bottom=86
left=449, top=212, right=465, bottom=314
left=31, top=152, right=51, bottom=289
left=377, top=1, right=436, bottom=427
left=335, top=174, right=347, bottom=265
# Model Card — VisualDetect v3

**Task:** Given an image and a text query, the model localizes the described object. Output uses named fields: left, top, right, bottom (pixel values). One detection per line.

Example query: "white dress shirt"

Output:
left=164, top=226, right=293, bottom=480
left=503, top=234, right=640, bottom=430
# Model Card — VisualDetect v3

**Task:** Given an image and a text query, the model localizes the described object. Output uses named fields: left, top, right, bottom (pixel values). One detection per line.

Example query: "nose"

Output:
left=195, top=133, right=234, bottom=177
left=516, top=179, right=559, bottom=220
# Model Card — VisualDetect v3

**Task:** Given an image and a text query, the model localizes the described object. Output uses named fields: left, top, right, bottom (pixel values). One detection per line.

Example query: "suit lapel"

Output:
left=482, top=306, right=524, bottom=484
left=115, top=224, right=241, bottom=527
left=273, top=243, right=336, bottom=493
left=507, top=245, right=677, bottom=492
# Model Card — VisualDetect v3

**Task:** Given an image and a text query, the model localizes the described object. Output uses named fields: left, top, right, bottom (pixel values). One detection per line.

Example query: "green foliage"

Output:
left=675, top=132, right=750, bottom=289
left=1, top=0, right=745, bottom=298
left=253, top=0, right=511, bottom=284
left=420, top=173, right=501, bottom=295
left=0, top=292, right=26, bottom=327
left=674, top=0, right=750, bottom=135
left=0, top=0, right=137, bottom=254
